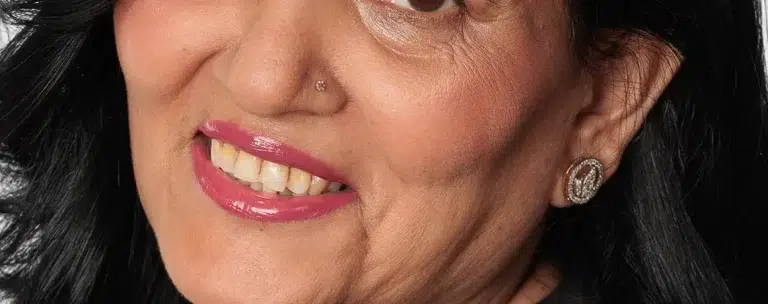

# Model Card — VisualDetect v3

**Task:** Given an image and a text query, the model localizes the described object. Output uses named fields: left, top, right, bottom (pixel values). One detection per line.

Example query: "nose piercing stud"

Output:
left=315, top=80, right=327, bottom=92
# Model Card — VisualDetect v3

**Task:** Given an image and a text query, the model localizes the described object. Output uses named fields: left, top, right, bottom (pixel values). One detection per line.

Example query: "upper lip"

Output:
left=199, top=120, right=348, bottom=185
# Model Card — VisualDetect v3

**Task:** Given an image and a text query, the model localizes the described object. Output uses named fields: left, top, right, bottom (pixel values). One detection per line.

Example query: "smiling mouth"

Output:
left=191, top=121, right=356, bottom=222
left=208, top=137, right=350, bottom=196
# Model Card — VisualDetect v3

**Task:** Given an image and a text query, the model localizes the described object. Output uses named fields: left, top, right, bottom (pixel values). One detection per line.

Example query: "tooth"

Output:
left=211, top=139, right=222, bottom=167
left=307, top=176, right=329, bottom=195
left=233, top=151, right=262, bottom=183
left=262, top=187, right=278, bottom=195
left=287, top=168, right=311, bottom=195
left=327, top=182, right=343, bottom=193
left=218, top=142, right=238, bottom=173
left=259, top=161, right=289, bottom=192
left=227, top=173, right=248, bottom=185
left=250, top=182, right=263, bottom=191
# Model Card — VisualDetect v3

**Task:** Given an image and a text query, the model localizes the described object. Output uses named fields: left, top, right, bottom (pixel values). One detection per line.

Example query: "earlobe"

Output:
left=549, top=32, right=683, bottom=208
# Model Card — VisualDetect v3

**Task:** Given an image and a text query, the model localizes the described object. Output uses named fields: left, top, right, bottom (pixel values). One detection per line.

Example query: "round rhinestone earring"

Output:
left=564, top=157, right=604, bottom=205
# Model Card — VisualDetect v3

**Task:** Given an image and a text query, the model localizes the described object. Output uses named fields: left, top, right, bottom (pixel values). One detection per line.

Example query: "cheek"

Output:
left=114, top=0, right=242, bottom=214
left=353, top=50, right=572, bottom=184
left=113, top=0, right=240, bottom=96
left=345, top=5, right=576, bottom=183
left=367, top=81, right=524, bottom=181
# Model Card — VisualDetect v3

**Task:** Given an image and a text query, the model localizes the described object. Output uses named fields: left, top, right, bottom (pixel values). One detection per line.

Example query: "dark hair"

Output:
left=0, top=0, right=765, bottom=303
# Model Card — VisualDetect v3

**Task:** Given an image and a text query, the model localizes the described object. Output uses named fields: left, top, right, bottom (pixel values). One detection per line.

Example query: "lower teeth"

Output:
left=224, top=170, right=346, bottom=196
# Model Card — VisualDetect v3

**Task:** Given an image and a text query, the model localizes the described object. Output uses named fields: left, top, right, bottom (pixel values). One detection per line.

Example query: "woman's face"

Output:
left=114, top=0, right=588, bottom=302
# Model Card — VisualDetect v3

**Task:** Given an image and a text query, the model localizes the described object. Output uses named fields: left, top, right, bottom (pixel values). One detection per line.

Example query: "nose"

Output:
left=215, top=2, right=345, bottom=116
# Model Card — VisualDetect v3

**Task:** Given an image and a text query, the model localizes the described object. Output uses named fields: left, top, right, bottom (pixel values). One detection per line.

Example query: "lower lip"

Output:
left=191, top=138, right=357, bottom=222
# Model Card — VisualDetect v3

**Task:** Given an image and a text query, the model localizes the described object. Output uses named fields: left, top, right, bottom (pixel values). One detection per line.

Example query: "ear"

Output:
left=550, top=32, right=683, bottom=208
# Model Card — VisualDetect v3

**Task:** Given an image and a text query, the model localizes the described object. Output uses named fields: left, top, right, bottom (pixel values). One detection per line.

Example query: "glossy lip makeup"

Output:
left=192, top=121, right=356, bottom=222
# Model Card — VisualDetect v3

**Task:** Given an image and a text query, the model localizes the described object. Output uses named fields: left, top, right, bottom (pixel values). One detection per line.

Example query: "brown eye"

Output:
left=391, top=0, right=461, bottom=12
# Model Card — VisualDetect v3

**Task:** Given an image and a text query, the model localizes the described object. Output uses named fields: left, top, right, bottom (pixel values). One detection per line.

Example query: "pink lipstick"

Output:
left=192, top=121, right=356, bottom=222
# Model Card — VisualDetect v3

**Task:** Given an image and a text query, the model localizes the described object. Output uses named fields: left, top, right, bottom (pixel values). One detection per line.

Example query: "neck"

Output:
left=465, top=260, right=560, bottom=304
left=464, top=229, right=560, bottom=304
left=507, top=263, right=561, bottom=304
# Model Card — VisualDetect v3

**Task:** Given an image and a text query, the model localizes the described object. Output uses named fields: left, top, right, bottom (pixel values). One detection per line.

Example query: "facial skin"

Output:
left=114, top=0, right=679, bottom=302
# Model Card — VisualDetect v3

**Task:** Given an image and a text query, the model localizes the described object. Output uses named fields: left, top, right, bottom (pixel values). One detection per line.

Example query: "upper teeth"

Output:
left=210, top=139, right=344, bottom=196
